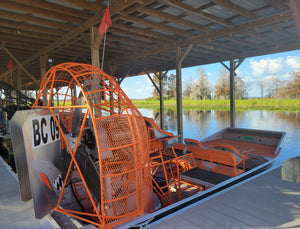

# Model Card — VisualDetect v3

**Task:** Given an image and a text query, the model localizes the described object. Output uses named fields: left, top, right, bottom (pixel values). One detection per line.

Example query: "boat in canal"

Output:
left=9, top=63, right=285, bottom=229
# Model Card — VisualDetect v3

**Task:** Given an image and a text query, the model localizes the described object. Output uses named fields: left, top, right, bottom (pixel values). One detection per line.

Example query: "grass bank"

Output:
left=132, top=98, right=300, bottom=111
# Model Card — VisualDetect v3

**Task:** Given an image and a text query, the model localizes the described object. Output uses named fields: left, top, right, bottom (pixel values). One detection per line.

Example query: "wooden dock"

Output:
left=1, top=154, right=300, bottom=229
left=151, top=166, right=300, bottom=229
left=0, top=157, right=57, bottom=229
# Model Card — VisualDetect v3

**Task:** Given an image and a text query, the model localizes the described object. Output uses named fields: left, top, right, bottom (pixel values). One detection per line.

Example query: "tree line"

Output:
left=150, top=68, right=300, bottom=100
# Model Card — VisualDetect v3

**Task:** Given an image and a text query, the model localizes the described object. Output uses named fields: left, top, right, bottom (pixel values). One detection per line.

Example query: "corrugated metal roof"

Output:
left=0, top=0, right=299, bottom=88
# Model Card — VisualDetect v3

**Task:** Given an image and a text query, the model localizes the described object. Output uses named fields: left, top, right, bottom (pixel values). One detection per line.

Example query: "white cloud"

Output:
left=285, top=56, right=300, bottom=70
left=264, top=75, right=278, bottom=82
left=250, top=57, right=283, bottom=76
left=243, top=75, right=257, bottom=83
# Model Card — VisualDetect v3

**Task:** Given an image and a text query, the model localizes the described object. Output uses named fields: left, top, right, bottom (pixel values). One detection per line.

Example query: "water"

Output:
left=139, top=108, right=300, bottom=168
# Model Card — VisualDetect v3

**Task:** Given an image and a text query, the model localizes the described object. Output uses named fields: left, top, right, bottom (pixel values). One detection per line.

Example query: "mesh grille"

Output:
left=32, top=63, right=152, bottom=227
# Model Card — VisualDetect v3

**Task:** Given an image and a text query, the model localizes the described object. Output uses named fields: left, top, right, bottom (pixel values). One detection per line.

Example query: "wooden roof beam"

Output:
left=118, top=10, right=293, bottom=62
left=0, top=10, right=73, bottom=31
left=269, top=25, right=296, bottom=38
left=180, top=48, right=218, bottom=60
left=12, top=0, right=91, bottom=19
left=211, top=40, right=242, bottom=52
left=109, top=27, right=161, bottom=44
left=109, top=35, right=157, bottom=49
left=246, top=31, right=280, bottom=46
left=0, top=19, right=65, bottom=36
left=0, top=37, right=48, bottom=50
left=0, top=27, right=56, bottom=41
left=158, top=0, right=232, bottom=27
left=0, top=0, right=140, bottom=79
left=267, top=0, right=289, bottom=11
left=289, top=0, right=300, bottom=38
left=106, top=42, right=153, bottom=54
left=226, top=36, right=254, bottom=47
left=113, top=0, right=154, bottom=21
left=111, top=23, right=171, bottom=42
left=0, top=39, right=43, bottom=51
left=0, top=43, right=5, bottom=50
left=0, top=1, right=84, bottom=24
left=192, top=45, right=231, bottom=57
left=138, top=6, right=212, bottom=32
left=196, top=43, right=233, bottom=55
left=210, top=0, right=257, bottom=19
left=58, top=0, right=102, bottom=12
left=123, top=15, right=192, bottom=37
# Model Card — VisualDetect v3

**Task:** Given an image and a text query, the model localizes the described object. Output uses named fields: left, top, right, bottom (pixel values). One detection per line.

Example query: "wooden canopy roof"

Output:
left=0, top=0, right=300, bottom=89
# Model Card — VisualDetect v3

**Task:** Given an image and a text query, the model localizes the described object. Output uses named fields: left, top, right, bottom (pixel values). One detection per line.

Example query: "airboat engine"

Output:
left=10, top=63, right=153, bottom=228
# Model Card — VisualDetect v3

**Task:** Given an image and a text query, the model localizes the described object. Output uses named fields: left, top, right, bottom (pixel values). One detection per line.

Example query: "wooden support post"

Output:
left=229, top=60, right=235, bottom=128
left=109, top=64, right=118, bottom=76
left=176, top=47, right=183, bottom=143
left=175, top=45, right=193, bottom=143
left=159, top=72, right=164, bottom=129
left=17, top=69, right=22, bottom=92
left=221, top=59, right=244, bottom=128
left=40, top=55, right=48, bottom=79
left=90, top=26, right=101, bottom=68
left=108, top=64, right=118, bottom=115
left=147, top=69, right=168, bottom=130
left=40, top=54, right=48, bottom=105
left=154, top=71, right=168, bottom=130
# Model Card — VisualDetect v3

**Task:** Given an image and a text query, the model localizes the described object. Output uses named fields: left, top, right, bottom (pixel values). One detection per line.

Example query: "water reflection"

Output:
left=139, top=108, right=300, bottom=167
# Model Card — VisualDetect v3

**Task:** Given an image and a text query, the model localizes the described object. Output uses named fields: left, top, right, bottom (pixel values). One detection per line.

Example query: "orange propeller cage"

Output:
left=32, top=63, right=153, bottom=228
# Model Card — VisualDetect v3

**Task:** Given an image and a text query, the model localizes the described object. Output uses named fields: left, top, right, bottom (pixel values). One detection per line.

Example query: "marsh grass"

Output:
left=132, top=98, right=300, bottom=111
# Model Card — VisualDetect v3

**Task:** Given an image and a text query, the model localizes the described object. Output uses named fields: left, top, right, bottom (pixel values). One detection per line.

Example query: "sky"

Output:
left=120, top=49, right=300, bottom=99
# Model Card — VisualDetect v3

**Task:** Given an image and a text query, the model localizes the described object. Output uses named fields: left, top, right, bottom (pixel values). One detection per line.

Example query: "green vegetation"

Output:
left=132, top=98, right=300, bottom=111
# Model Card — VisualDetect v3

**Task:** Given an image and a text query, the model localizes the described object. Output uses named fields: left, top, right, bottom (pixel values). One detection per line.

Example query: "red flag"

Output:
left=7, top=60, right=13, bottom=70
left=98, top=6, right=111, bottom=34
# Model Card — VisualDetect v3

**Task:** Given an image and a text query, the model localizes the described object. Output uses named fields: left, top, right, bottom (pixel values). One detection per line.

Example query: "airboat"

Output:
left=9, top=63, right=285, bottom=229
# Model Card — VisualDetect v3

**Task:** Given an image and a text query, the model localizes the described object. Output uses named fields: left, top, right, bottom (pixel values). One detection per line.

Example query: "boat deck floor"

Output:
left=203, top=139, right=277, bottom=158
left=0, top=157, right=56, bottom=229
left=151, top=167, right=300, bottom=229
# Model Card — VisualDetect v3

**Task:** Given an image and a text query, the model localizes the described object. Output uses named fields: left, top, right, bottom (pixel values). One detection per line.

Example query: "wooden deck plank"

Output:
left=151, top=167, right=300, bottom=229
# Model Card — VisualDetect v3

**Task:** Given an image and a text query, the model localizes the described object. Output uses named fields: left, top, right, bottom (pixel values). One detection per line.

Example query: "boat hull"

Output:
left=117, top=127, right=285, bottom=228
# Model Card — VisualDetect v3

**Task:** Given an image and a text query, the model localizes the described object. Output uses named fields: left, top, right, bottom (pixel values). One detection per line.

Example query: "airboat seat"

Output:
left=144, top=117, right=179, bottom=148
left=183, top=139, right=209, bottom=169
left=184, top=138, right=205, bottom=148
left=174, top=143, right=245, bottom=177
left=184, top=139, right=248, bottom=176
left=209, top=148, right=245, bottom=177
left=210, top=143, right=248, bottom=161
